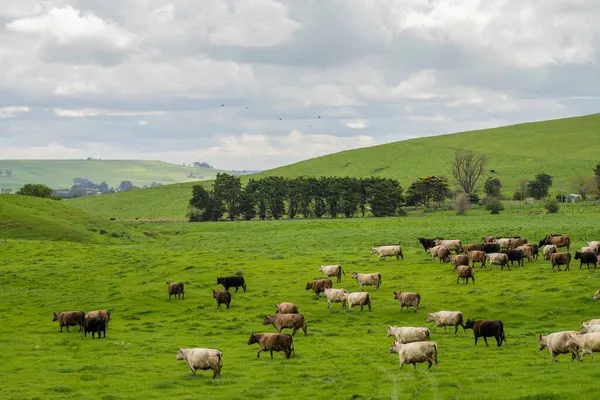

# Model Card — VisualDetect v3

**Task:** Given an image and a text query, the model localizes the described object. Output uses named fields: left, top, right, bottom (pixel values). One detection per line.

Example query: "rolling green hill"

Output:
left=0, top=160, right=249, bottom=191
left=70, top=113, right=600, bottom=219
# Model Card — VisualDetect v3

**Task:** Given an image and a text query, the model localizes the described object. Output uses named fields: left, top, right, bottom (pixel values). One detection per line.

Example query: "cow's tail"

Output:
left=416, top=293, right=421, bottom=307
left=340, top=265, right=346, bottom=276
left=501, top=321, right=507, bottom=343
left=217, top=351, right=223, bottom=367
left=378, top=273, right=382, bottom=287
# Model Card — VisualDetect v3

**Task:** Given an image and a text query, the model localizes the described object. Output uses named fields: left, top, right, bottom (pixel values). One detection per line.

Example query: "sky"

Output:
left=0, top=0, right=599, bottom=170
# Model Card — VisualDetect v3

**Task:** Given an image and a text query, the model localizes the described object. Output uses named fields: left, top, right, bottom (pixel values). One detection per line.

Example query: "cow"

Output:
left=450, top=254, right=470, bottom=268
left=579, top=247, right=597, bottom=254
left=580, top=325, right=600, bottom=334
left=393, top=291, right=421, bottom=313
left=85, top=310, right=111, bottom=330
left=83, top=316, right=106, bottom=339
left=216, top=275, right=247, bottom=292
left=496, top=238, right=512, bottom=251
left=52, top=311, right=85, bottom=332
left=275, top=302, right=299, bottom=314
left=525, top=243, right=539, bottom=259
left=509, top=238, right=528, bottom=249
left=486, top=253, right=509, bottom=269
left=417, top=237, right=439, bottom=252
left=247, top=333, right=293, bottom=359
left=575, top=251, right=597, bottom=269
left=371, top=245, right=404, bottom=260
left=389, top=341, right=439, bottom=370
left=469, top=250, right=487, bottom=268
left=586, top=241, right=600, bottom=253
left=425, top=311, right=465, bottom=334
left=434, top=239, right=463, bottom=254
left=464, top=319, right=506, bottom=347
left=565, top=332, right=600, bottom=361
left=324, top=288, right=348, bottom=308
left=305, top=279, right=333, bottom=297
left=538, top=331, right=581, bottom=362
left=550, top=252, right=571, bottom=271
left=343, top=292, right=371, bottom=311
left=543, top=245, right=558, bottom=260
left=504, top=249, right=525, bottom=267
left=481, top=242, right=500, bottom=254
left=539, top=234, right=571, bottom=252
left=428, top=245, right=450, bottom=263
left=463, top=244, right=483, bottom=253
left=213, top=289, right=231, bottom=309
left=387, top=326, right=430, bottom=343
left=454, top=265, right=475, bottom=284
left=319, top=264, right=346, bottom=282
left=350, top=272, right=382, bottom=291
left=176, top=348, right=223, bottom=378
left=593, top=291, right=600, bottom=301
left=516, top=245, right=533, bottom=262
left=167, top=282, right=184, bottom=299
left=483, top=236, right=500, bottom=243
left=263, top=314, right=307, bottom=336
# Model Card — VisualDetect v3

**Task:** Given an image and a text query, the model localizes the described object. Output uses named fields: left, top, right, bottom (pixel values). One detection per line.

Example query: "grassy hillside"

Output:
left=0, top=195, right=121, bottom=242
left=3, top=208, right=600, bottom=399
left=70, top=114, right=600, bottom=219
left=0, top=160, right=249, bottom=191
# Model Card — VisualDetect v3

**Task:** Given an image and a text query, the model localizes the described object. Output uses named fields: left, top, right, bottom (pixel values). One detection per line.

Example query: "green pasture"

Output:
left=2, top=196, right=600, bottom=399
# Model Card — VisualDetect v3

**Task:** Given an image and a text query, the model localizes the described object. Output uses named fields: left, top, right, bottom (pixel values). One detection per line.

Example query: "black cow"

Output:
left=481, top=243, right=500, bottom=253
left=217, top=275, right=247, bottom=292
left=417, top=237, right=440, bottom=252
left=575, top=251, right=597, bottom=269
left=464, top=319, right=506, bottom=347
left=504, top=249, right=524, bottom=267
left=84, top=317, right=106, bottom=339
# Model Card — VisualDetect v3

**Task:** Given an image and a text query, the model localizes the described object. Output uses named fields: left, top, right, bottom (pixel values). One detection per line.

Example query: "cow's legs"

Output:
left=483, top=337, right=489, bottom=346
left=270, top=351, right=274, bottom=360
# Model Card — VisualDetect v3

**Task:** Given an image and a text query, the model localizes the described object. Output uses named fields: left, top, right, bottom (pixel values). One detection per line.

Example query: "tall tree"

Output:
left=213, top=173, right=242, bottom=221
left=297, top=177, right=313, bottom=218
left=527, top=173, right=553, bottom=199
left=246, top=179, right=268, bottom=220
left=338, top=177, right=361, bottom=218
left=16, top=183, right=54, bottom=199
left=312, top=178, right=327, bottom=218
left=286, top=178, right=304, bottom=219
left=238, top=188, right=256, bottom=221
left=322, top=177, right=341, bottom=218
left=188, top=185, right=223, bottom=221
left=451, top=151, right=487, bottom=196
left=406, top=176, right=451, bottom=208
left=571, top=176, right=595, bottom=200
left=366, top=178, right=403, bottom=217
left=261, top=176, right=287, bottom=219
left=484, top=177, right=502, bottom=198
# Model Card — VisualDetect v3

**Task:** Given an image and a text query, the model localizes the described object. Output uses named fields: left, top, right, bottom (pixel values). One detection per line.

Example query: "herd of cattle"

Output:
left=51, top=233, right=600, bottom=377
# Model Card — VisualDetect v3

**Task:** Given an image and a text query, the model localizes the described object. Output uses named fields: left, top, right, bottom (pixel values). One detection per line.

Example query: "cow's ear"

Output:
left=539, top=333, right=542, bottom=339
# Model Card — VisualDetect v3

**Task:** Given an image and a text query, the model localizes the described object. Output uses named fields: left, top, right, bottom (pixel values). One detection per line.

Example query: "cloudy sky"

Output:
left=0, top=1, right=599, bottom=170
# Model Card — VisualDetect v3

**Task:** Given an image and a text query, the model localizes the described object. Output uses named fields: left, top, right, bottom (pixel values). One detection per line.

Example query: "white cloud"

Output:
left=342, top=119, right=368, bottom=129
left=138, top=120, right=149, bottom=126
left=0, top=106, right=30, bottom=118
left=53, top=108, right=166, bottom=117
left=152, top=4, right=175, bottom=23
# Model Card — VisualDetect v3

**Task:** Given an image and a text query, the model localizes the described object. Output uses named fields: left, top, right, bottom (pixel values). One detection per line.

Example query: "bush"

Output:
left=513, top=191, right=523, bottom=201
left=485, top=197, right=504, bottom=214
left=452, top=193, right=471, bottom=215
left=544, top=198, right=560, bottom=214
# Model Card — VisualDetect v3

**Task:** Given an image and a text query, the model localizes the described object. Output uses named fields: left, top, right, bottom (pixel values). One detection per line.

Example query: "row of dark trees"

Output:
left=189, top=174, right=406, bottom=221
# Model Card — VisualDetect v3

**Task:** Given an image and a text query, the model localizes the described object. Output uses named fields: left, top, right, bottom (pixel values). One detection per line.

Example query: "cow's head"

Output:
left=262, top=316, right=273, bottom=325
left=389, top=341, right=401, bottom=354
left=464, top=319, right=476, bottom=329
left=386, top=326, right=393, bottom=337
left=247, top=333, right=258, bottom=345
left=176, top=348, right=185, bottom=360
left=370, top=247, right=378, bottom=254
left=304, top=282, right=311, bottom=290
left=425, top=313, right=435, bottom=323
left=216, top=277, right=224, bottom=285
left=52, top=312, right=59, bottom=321
left=393, top=291, right=401, bottom=300
left=538, top=334, right=547, bottom=351
left=350, top=272, right=358, bottom=279
left=593, top=290, right=600, bottom=300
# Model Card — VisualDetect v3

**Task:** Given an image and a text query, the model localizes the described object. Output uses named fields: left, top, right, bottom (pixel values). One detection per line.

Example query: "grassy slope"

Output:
left=0, top=160, right=241, bottom=191
left=69, top=114, right=600, bottom=219
left=3, top=205, right=600, bottom=399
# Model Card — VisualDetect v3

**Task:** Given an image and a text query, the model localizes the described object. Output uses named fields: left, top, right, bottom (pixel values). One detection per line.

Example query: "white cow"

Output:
left=323, top=288, right=348, bottom=308
left=580, top=325, right=600, bottom=334
left=342, top=292, right=371, bottom=311
left=389, top=341, right=438, bottom=370
left=318, top=264, right=346, bottom=283
left=425, top=311, right=465, bottom=334
left=370, top=245, right=404, bottom=260
left=350, top=272, right=382, bottom=291
left=433, top=239, right=462, bottom=254
left=176, top=348, right=223, bottom=378
left=542, top=245, right=558, bottom=260
left=566, top=332, right=600, bottom=361
left=538, top=331, right=580, bottom=362
left=387, top=326, right=430, bottom=344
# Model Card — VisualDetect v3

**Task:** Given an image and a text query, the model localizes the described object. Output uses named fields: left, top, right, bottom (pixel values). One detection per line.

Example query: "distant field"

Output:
left=3, top=197, right=600, bottom=399
left=70, top=113, right=600, bottom=219
left=0, top=160, right=252, bottom=191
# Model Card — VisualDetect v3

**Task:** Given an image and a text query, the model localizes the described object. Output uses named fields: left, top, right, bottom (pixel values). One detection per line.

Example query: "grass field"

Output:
left=0, top=160, right=249, bottom=191
left=3, top=196, right=600, bottom=399
left=69, top=113, right=600, bottom=220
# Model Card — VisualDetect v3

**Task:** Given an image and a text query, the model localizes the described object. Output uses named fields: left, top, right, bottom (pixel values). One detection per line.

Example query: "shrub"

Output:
left=452, top=193, right=471, bottom=215
left=485, top=197, right=504, bottom=214
left=544, top=198, right=560, bottom=214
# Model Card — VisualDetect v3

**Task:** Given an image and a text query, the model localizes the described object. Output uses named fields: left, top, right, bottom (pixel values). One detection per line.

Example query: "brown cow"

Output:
left=167, top=282, right=184, bottom=299
left=393, top=291, right=421, bottom=313
left=450, top=254, right=469, bottom=268
left=275, top=302, right=299, bottom=314
left=539, top=234, right=571, bottom=251
left=53, top=311, right=85, bottom=332
left=509, top=238, right=528, bottom=249
left=468, top=250, right=486, bottom=268
left=262, top=314, right=307, bottom=336
left=305, top=279, right=333, bottom=297
left=247, top=333, right=294, bottom=359
left=464, top=319, right=506, bottom=347
left=213, top=289, right=231, bottom=309
left=463, top=244, right=483, bottom=253
left=454, top=265, right=475, bottom=284
left=550, top=252, right=571, bottom=271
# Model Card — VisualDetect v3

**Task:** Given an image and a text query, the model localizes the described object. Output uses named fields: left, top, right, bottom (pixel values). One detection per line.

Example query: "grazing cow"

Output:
left=509, top=238, right=528, bottom=249
left=481, top=242, right=500, bottom=254
left=565, top=332, right=600, bottom=361
left=434, top=239, right=463, bottom=254
left=216, top=275, right=246, bottom=292
left=247, top=333, right=293, bottom=359
left=417, top=237, right=439, bottom=252
left=350, top=272, right=382, bottom=291
left=389, top=341, right=438, bottom=370
left=343, top=292, right=371, bottom=311
left=580, top=325, right=600, bottom=334
left=469, top=250, right=487, bottom=268
left=305, top=279, right=333, bottom=297
left=463, top=244, right=483, bottom=253
left=167, top=282, right=184, bottom=299
left=486, top=253, right=509, bottom=269
left=319, top=264, right=346, bottom=283
left=593, top=291, right=600, bottom=301
left=464, top=319, right=506, bottom=347
left=454, top=265, right=475, bottom=284
left=52, top=311, right=85, bottom=332
left=393, top=291, right=421, bottom=313
left=586, top=241, right=600, bottom=253
left=425, top=311, right=465, bottom=334
left=428, top=245, right=450, bottom=263
left=496, top=238, right=512, bottom=251
left=516, top=245, right=533, bottom=262
left=176, top=348, right=223, bottom=378
left=538, top=331, right=580, bottom=362
left=483, top=236, right=500, bottom=243
left=324, top=288, right=348, bottom=308
left=524, top=243, right=539, bottom=259
left=543, top=245, right=558, bottom=260
left=539, top=234, right=571, bottom=251
left=582, top=319, right=600, bottom=326
left=213, top=289, right=232, bottom=309
left=575, top=251, right=597, bottom=269
left=371, top=245, right=404, bottom=260
left=387, top=326, right=430, bottom=343
left=263, top=314, right=307, bottom=336
left=450, top=254, right=470, bottom=268
left=275, top=302, right=299, bottom=314
left=550, top=252, right=571, bottom=271
left=579, top=247, right=596, bottom=254
left=504, top=249, right=525, bottom=267
left=83, top=316, right=106, bottom=339
left=85, top=310, right=111, bottom=330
